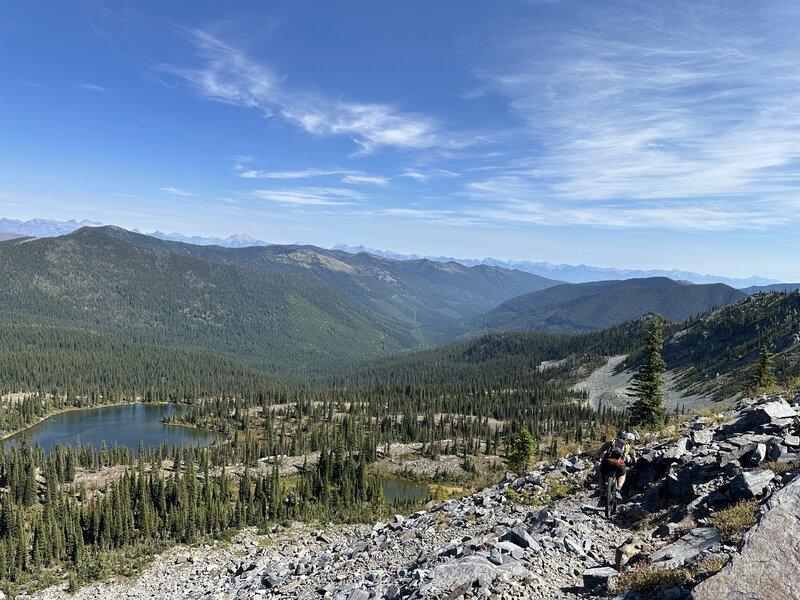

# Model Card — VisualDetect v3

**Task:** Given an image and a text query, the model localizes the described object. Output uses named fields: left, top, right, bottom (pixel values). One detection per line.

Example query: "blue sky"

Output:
left=2, top=1, right=800, bottom=280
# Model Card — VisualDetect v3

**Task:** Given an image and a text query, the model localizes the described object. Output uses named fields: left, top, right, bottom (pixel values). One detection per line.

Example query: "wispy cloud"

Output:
left=76, top=83, right=112, bottom=93
left=238, top=166, right=387, bottom=186
left=160, top=186, right=192, bottom=197
left=159, top=29, right=445, bottom=153
left=461, top=175, right=787, bottom=231
left=341, top=174, right=387, bottom=186
left=462, top=1, right=800, bottom=230
left=351, top=206, right=492, bottom=228
left=239, top=168, right=343, bottom=180
left=400, top=169, right=460, bottom=183
left=250, top=187, right=360, bottom=206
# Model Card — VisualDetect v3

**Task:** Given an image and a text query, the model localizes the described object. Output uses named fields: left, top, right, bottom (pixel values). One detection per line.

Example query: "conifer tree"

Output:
left=751, top=345, right=777, bottom=394
left=507, top=428, right=535, bottom=474
left=629, top=317, right=667, bottom=428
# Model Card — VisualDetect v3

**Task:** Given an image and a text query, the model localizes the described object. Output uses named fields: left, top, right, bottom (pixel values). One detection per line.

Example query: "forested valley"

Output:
left=1, top=231, right=799, bottom=594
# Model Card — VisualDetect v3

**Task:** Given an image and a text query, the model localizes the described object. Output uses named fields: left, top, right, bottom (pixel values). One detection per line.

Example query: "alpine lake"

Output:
left=2, top=403, right=429, bottom=504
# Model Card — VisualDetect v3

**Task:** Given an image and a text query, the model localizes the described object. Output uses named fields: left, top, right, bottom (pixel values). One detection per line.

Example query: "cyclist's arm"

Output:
left=599, top=441, right=610, bottom=458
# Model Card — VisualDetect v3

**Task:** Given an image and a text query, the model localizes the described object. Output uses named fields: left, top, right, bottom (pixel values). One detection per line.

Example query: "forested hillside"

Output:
left=90, top=226, right=559, bottom=343
left=325, top=318, right=652, bottom=393
left=472, top=277, right=745, bottom=333
left=740, top=283, right=800, bottom=294
left=0, top=324, right=280, bottom=399
left=0, top=229, right=411, bottom=372
left=653, top=291, right=800, bottom=398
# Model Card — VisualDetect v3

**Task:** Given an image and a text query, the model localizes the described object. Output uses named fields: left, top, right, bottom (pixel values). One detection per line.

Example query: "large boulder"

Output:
left=748, top=401, right=796, bottom=426
left=691, top=429, right=715, bottom=445
left=728, top=469, right=774, bottom=500
left=650, top=528, right=721, bottom=567
left=429, top=555, right=529, bottom=593
left=583, top=566, right=619, bottom=594
left=500, top=525, right=539, bottom=550
left=691, top=476, right=800, bottom=600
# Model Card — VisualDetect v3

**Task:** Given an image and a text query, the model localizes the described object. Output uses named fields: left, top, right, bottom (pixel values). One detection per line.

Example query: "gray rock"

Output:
left=691, top=429, right=715, bottom=445
left=767, top=441, right=785, bottom=462
left=657, top=588, right=689, bottom=600
left=749, top=401, right=796, bottom=426
left=564, top=535, right=586, bottom=557
left=653, top=522, right=684, bottom=539
left=692, top=476, right=800, bottom=600
left=663, top=437, right=691, bottom=460
left=500, top=526, right=538, bottom=550
left=582, top=566, right=619, bottom=594
left=488, top=547, right=503, bottom=566
left=664, top=470, right=692, bottom=499
left=649, top=527, right=721, bottom=567
left=261, top=575, right=281, bottom=589
left=430, top=555, right=529, bottom=593
left=494, top=541, right=524, bottom=559
left=729, top=469, right=774, bottom=499
left=784, top=434, right=800, bottom=447
left=444, top=581, right=472, bottom=600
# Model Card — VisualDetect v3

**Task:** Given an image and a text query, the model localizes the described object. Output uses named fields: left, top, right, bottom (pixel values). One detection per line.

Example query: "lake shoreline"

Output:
left=1, top=400, right=221, bottom=450
left=0, top=399, right=153, bottom=442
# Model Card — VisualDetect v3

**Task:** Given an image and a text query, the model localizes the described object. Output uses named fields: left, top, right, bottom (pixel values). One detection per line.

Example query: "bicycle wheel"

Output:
left=605, top=475, right=616, bottom=519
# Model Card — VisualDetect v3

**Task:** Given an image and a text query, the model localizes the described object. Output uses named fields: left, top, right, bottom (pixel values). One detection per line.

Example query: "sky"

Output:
left=2, top=1, right=800, bottom=280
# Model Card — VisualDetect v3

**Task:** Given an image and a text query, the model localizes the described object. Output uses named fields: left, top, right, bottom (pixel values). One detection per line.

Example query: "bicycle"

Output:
left=605, top=474, right=618, bottom=519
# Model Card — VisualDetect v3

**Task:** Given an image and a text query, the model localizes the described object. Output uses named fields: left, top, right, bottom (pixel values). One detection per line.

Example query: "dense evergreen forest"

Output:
left=0, top=324, right=284, bottom=401
left=0, top=437, right=382, bottom=590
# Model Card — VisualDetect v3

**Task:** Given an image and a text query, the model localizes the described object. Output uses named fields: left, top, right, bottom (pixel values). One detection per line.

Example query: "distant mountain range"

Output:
left=0, top=226, right=555, bottom=370
left=0, top=217, right=268, bottom=248
left=0, top=217, right=103, bottom=238
left=471, top=277, right=746, bottom=334
left=144, top=230, right=268, bottom=248
left=0, top=217, right=781, bottom=288
left=333, top=244, right=776, bottom=288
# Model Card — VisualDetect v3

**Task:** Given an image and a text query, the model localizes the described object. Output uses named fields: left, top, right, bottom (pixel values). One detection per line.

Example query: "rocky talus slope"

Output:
left=30, top=395, right=800, bottom=600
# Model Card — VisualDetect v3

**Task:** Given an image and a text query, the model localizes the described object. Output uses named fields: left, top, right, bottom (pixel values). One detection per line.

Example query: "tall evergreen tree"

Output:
left=751, top=345, right=777, bottom=393
left=507, top=428, right=535, bottom=474
left=629, top=317, right=667, bottom=428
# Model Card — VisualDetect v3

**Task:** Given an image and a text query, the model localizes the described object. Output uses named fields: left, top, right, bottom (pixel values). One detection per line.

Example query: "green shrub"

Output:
left=763, top=460, right=800, bottom=476
left=617, top=558, right=729, bottom=596
left=618, top=564, right=692, bottom=594
left=546, top=475, right=574, bottom=501
left=708, top=500, right=758, bottom=545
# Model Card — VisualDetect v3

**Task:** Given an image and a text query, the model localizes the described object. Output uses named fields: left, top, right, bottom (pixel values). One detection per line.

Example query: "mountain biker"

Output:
left=598, top=431, right=636, bottom=500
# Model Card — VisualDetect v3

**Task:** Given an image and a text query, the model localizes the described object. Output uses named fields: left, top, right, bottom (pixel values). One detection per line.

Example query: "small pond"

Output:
left=381, top=478, right=430, bottom=504
left=3, top=403, right=221, bottom=452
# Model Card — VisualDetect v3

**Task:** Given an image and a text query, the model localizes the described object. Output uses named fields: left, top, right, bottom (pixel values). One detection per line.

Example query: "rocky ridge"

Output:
left=30, top=394, right=800, bottom=600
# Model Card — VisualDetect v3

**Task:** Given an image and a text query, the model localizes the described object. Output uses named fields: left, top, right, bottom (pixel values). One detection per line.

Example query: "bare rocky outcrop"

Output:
left=691, top=476, right=800, bottom=600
